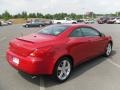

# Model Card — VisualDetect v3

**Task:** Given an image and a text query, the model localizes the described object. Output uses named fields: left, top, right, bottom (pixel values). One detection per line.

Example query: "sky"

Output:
left=0, top=0, right=120, bottom=14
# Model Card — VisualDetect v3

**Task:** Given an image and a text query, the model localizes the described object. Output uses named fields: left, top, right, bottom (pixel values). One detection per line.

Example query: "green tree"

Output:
left=0, top=14, right=2, bottom=19
left=116, top=12, right=120, bottom=16
left=44, top=14, right=53, bottom=19
left=13, top=13, right=22, bottom=18
left=53, top=13, right=68, bottom=20
left=69, top=13, right=77, bottom=19
left=28, top=13, right=37, bottom=18
left=76, top=14, right=83, bottom=19
left=36, top=13, right=44, bottom=18
left=2, top=11, right=12, bottom=20
left=21, top=11, right=28, bottom=19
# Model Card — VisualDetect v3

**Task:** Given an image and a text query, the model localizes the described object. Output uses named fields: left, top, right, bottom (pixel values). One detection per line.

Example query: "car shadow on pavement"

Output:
left=43, top=50, right=116, bottom=87
left=18, top=71, right=40, bottom=86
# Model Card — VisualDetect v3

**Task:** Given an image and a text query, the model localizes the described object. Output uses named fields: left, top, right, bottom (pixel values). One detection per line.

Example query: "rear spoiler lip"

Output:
left=16, top=38, right=34, bottom=44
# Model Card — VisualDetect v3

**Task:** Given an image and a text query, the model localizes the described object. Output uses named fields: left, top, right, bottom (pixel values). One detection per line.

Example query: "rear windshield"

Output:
left=38, top=25, right=69, bottom=36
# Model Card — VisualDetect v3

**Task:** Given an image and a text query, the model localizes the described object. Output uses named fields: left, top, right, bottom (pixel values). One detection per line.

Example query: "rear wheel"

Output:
left=39, top=25, right=42, bottom=27
left=104, top=43, right=112, bottom=57
left=53, top=57, right=72, bottom=83
left=57, top=22, right=61, bottom=24
left=25, top=25, right=29, bottom=28
left=72, top=22, right=76, bottom=24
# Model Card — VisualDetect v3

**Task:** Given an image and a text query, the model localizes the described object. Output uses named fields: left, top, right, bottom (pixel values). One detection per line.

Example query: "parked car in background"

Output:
left=84, top=19, right=95, bottom=24
left=52, top=17, right=77, bottom=24
left=23, top=21, right=46, bottom=28
left=97, top=17, right=109, bottom=24
left=0, top=20, right=12, bottom=26
left=106, top=17, right=116, bottom=24
left=114, top=17, right=120, bottom=24
left=77, top=19, right=84, bottom=23
left=7, top=24, right=113, bottom=83
left=23, top=19, right=52, bottom=28
left=0, top=21, right=8, bottom=26
left=42, top=20, right=53, bottom=25
left=0, top=21, right=1, bottom=26
left=6, top=21, right=13, bottom=25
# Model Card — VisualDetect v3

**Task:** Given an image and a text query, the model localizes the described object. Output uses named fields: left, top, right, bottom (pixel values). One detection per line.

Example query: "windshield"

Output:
left=38, top=25, right=69, bottom=36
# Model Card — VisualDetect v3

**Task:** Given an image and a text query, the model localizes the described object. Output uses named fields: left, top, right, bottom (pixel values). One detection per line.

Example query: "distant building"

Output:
left=85, top=12, right=94, bottom=16
left=84, top=12, right=95, bottom=19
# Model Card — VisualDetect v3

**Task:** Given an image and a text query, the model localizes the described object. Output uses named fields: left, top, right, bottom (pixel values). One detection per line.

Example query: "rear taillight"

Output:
left=30, top=47, right=51, bottom=57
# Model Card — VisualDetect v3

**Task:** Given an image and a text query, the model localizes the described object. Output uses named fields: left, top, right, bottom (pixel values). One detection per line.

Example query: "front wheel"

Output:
left=53, top=57, right=72, bottom=83
left=104, top=43, right=112, bottom=57
left=72, top=22, right=77, bottom=24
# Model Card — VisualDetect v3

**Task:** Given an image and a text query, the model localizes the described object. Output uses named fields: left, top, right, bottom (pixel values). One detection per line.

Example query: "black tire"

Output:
left=0, top=22, right=1, bottom=26
left=39, top=24, right=42, bottom=27
left=57, top=22, right=61, bottom=24
left=25, top=25, right=29, bottom=28
left=53, top=57, right=72, bottom=83
left=72, top=22, right=76, bottom=24
left=104, top=42, right=112, bottom=57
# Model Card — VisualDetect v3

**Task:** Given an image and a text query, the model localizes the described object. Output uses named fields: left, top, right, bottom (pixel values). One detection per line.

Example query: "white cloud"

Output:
left=0, top=0, right=120, bottom=14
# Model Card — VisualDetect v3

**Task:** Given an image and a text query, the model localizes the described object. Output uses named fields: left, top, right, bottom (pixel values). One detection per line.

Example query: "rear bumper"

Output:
left=6, top=50, right=54, bottom=75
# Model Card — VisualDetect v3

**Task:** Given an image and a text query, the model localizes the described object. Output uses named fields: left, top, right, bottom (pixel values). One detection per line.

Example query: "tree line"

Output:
left=0, top=11, right=120, bottom=20
left=0, top=11, right=95, bottom=20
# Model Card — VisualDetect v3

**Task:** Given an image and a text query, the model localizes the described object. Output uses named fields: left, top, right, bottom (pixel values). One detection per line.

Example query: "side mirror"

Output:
left=100, top=33, right=105, bottom=37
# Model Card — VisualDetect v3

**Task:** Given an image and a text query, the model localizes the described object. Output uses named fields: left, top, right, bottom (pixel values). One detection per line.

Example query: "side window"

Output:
left=70, top=28, right=83, bottom=37
left=81, top=28, right=100, bottom=37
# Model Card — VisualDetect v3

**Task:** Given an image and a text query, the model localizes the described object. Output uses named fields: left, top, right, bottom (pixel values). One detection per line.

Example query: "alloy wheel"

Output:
left=106, top=43, right=112, bottom=56
left=57, top=60, right=71, bottom=81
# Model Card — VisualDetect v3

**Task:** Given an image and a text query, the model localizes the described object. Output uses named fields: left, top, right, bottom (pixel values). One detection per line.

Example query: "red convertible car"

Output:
left=6, top=24, right=113, bottom=82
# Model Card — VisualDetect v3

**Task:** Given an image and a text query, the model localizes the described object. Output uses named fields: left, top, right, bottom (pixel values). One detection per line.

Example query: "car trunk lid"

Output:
left=17, top=34, right=56, bottom=43
left=9, top=34, right=56, bottom=57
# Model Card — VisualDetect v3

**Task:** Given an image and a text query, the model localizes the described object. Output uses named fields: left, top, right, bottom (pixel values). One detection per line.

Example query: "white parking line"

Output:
left=107, top=59, right=120, bottom=68
left=40, top=76, right=45, bottom=90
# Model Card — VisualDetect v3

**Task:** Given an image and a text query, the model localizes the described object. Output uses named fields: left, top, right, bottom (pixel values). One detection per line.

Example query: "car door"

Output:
left=81, top=27, right=106, bottom=57
left=68, top=28, right=93, bottom=65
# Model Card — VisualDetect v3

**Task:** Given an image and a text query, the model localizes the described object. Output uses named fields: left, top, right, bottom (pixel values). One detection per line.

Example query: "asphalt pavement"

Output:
left=0, top=24, right=120, bottom=90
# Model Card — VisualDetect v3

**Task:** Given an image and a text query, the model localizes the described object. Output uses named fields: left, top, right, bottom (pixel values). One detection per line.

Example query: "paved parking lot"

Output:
left=0, top=24, right=120, bottom=90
